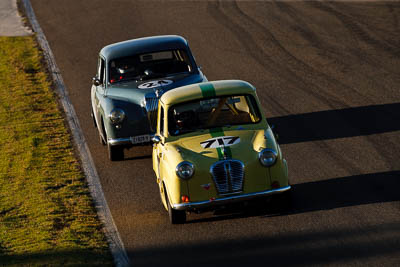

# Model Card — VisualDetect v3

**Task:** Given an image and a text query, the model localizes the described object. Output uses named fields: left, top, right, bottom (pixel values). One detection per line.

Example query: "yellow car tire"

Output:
left=165, top=189, right=186, bottom=224
left=273, top=189, right=293, bottom=213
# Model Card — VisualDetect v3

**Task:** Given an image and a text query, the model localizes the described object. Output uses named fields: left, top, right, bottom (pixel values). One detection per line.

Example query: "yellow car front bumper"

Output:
left=173, top=185, right=291, bottom=211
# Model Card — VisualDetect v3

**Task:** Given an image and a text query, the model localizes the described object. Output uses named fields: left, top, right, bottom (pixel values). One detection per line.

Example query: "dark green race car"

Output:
left=91, top=35, right=207, bottom=160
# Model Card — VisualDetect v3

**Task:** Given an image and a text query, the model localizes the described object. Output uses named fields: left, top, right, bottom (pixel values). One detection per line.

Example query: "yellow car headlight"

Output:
left=259, top=148, right=277, bottom=167
left=176, top=161, right=195, bottom=179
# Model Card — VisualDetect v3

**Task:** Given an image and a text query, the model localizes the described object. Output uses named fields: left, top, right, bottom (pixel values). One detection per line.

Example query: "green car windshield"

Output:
left=168, top=95, right=261, bottom=136
left=109, top=49, right=193, bottom=84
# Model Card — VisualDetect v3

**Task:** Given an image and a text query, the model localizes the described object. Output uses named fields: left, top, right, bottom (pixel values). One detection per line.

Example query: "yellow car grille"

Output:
left=210, top=159, right=244, bottom=195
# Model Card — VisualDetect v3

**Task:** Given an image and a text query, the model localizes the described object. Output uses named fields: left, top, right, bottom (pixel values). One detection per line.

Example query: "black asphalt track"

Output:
left=30, top=1, right=400, bottom=266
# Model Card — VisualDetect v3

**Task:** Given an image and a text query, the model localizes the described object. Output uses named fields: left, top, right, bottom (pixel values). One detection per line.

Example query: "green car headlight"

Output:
left=259, top=148, right=278, bottom=167
left=109, top=108, right=125, bottom=124
left=176, top=161, right=195, bottom=179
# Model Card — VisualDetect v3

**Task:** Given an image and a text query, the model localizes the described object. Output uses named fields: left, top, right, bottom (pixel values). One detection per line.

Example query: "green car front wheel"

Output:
left=108, top=143, right=124, bottom=161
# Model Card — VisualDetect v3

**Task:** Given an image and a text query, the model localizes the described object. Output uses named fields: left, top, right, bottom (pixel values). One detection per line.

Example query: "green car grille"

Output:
left=145, top=97, right=158, bottom=132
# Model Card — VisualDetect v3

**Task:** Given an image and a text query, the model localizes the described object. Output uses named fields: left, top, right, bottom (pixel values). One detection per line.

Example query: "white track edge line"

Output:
left=21, top=1, right=130, bottom=266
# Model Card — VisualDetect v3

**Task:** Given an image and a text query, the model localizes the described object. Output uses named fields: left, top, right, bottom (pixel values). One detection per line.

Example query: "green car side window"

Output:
left=97, top=57, right=105, bottom=84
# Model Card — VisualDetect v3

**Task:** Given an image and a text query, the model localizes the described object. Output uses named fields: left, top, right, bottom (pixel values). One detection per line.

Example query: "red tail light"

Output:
left=181, top=195, right=190, bottom=203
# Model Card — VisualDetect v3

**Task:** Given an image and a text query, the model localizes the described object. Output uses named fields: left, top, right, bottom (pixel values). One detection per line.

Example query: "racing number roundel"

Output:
left=200, top=136, right=240, bottom=149
left=138, top=79, right=173, bottom=89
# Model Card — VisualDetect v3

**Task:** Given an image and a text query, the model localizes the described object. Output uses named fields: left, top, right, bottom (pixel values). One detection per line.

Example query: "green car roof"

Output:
left=100, top=35, right=189, bottom=60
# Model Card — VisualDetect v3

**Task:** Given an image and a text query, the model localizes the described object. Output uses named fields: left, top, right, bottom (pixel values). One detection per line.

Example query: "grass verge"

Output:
left=0, top=36, right=113, bottom=266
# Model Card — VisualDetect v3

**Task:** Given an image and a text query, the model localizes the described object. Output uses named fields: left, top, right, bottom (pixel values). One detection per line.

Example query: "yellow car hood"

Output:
left=169, top=128, right=276, bottom=162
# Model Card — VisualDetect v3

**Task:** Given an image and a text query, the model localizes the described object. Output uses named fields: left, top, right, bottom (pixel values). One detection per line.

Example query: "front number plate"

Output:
left=130, top=134, right=151, bottom=144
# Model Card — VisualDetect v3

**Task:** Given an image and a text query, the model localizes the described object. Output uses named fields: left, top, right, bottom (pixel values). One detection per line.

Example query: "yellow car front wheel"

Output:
left=164, top=187, right=186, bottom=224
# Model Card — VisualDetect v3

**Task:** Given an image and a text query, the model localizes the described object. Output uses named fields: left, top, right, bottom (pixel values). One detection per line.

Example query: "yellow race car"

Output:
left=152, top=80, right=291, bottom=224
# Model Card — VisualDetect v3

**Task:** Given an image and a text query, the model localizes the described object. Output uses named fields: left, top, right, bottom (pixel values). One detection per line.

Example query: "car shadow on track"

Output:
left=124, top=154, right=152, bottom=161
left=130, top=220, right=400, bottom=267
left=268, top=102, right=400, bottom=144
left=123, top=146, right=152, bottom=161
left=187, top=170, right=400, bottom=224
left=286, top=170, right=400, bottom=214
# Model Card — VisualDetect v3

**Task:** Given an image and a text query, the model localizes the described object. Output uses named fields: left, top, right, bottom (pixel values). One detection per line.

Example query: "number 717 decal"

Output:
left=200, top=136, right=240, bottom=149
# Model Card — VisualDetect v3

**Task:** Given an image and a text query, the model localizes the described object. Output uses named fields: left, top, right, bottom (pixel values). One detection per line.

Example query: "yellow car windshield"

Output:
left=168, top=95, right=261, bottom=136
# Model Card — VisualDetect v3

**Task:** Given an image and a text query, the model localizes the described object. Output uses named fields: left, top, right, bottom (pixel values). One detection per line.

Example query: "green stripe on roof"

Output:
left=199, top=83, right=216, bottom=98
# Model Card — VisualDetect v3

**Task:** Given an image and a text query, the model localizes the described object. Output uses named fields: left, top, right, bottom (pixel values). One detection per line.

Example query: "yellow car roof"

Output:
left=161, top=80, right=256, bottom=106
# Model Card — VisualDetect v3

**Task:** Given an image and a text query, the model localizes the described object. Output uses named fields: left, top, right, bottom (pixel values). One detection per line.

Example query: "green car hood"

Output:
left=105, top=73, right=204, bottom=104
